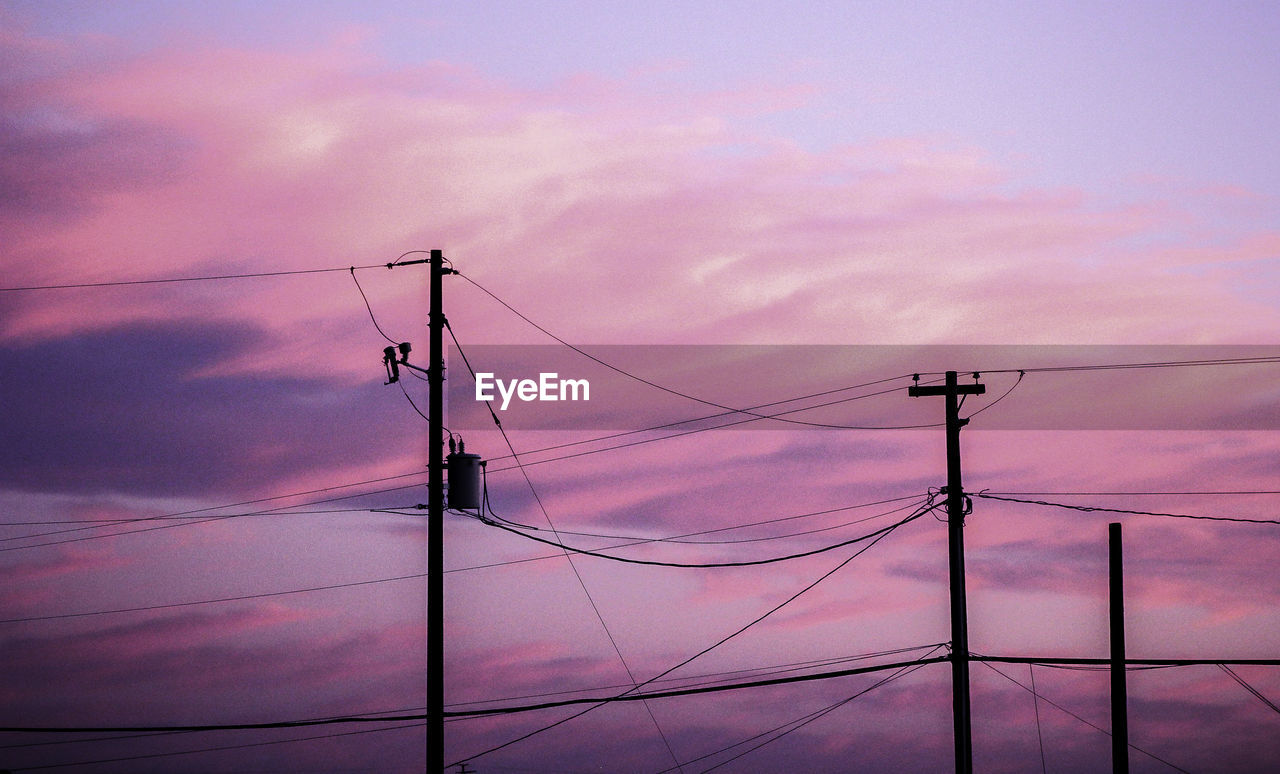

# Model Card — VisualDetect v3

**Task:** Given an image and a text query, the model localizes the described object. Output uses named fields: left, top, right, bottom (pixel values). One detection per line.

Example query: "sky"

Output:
left=1, top=1, right=1278, bottom=772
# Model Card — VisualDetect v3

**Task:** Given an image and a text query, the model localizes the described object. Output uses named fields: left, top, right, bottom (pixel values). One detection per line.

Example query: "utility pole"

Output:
left=909, top=370, right=984, bottom=774
left=1109, top=522, right=1129, bottom=774
left=385, top=250, right=458, bottom=771
left=428, top=248, right=448, bottom=772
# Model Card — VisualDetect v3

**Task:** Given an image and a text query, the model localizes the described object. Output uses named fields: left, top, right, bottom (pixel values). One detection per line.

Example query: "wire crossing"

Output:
left=446, top=501, right=937, bottom=768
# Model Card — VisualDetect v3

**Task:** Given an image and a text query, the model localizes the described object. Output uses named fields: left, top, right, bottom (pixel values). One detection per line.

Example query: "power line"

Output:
left=1218, top=664, right=1280, bottom=715
left=11, top=652, right=1267, bottom=743
left=963, top=355, right=1280, bottom=375
left=0, top=506, right=404, bottom=526
left=348, top=267, right=398, bottom=345
left=396, top=379, right=434, bottom=422
left=1029, top=663, right=1181, bottom=673
left=456, top=271, right=942, bottom=430
left=974, top=491, right=1280, bottom=525
left=0, top=570, right=428, bottom=624
left=653, top=686, right=854, bottom=773
left=978, top=490, right=1280, bottom=497
left=0, top=470, right=428, bottom=544
left=447, top=505, right=931, bottom=766
left=3, top=650, right=945, bottom=755
left=2, top=497, right=926, bottom=624
left=475, top=373, right=938, bottom=467
left=978, top=661, right=1193, bottom=774
left=0, top=704, right=432, bottom=751
left=0, top=728, right=197, bottom=752
left=0, top=474, right=431, bottom=552
left=0, top=264, right=391, bottom=292
left=1029, top=664, right=1048, bottom=774
left=4, top=660, right=949, bottom=757
left=963, top=369, right=1024, bottom=420
left=456, top=501, right=931, bottom=569
left=0, top=510, right=254, bottom=552
left=676, top=652, right=943, bottom=774
left=349, top=264, right=431, bottom=383
left=974, top=655, right=1280, bottom=667
left=444, top=644, right=945, bottom=712
left=557, top=499, right=923, bottom=547
left=0, top=715, right=423, bottom=734
left=0, top=655, right=950, bottom=734
left=477, top=377, right=945, bottom=476
left=460, top=491, right=923, bottom=545
left=444, top=319, right=686, bottom=771
left=438, top=494, right=923, bottom=574
left=442, top=654, right=952, bottom=719
left=456, top=273, right=1280, bottom=438
left=6, top=722, right=425, bottom=772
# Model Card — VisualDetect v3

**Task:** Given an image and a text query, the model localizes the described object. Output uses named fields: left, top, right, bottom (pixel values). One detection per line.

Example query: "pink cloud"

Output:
left=3, top=27, right=1276, bottom=386
left=1, top=539, right=134, bottom=614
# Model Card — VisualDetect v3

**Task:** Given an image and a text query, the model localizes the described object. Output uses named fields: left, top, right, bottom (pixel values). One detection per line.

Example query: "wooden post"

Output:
left=910, top=371, right=985, bottom=774
left=428, top=249, right=445, bottom=771
left=1110, top=522, right=1129, bottom=774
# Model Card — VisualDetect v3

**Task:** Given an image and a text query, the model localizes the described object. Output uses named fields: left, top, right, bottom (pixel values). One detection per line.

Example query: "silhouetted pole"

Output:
left=1109, top=522, right=1129, bottom=774
left=428, top=248, right=446, bottom=771
left=909, top=371, right=984, bottom=774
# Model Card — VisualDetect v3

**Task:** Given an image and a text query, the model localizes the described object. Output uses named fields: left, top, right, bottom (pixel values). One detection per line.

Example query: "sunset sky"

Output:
left=2, top=2, right=1279, bottom=772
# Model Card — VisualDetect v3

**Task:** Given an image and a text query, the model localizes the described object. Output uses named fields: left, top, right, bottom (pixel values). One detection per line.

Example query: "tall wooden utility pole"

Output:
left=386, top=249, right=451, bottom=770
left=428, top=248, right=448, bottom=771
left=1109, top=522, right=1129, bottom=774
left=909, top=370, right=984, bottom=774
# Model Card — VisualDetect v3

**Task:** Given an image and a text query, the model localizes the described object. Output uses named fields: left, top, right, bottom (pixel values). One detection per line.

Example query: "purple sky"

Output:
left=2, top=2, right=1279, bottom=772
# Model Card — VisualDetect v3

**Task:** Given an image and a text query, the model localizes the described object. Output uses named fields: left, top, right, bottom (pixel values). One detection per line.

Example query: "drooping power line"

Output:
left=447, top=502, right=936, bottom=767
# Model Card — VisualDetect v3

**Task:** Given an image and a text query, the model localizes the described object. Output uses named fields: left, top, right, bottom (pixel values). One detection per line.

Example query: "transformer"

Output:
left=447, top=451, right=483, bottom=510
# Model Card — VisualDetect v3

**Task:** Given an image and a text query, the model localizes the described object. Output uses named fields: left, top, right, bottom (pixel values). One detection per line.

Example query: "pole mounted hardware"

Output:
left=381, top=341, right=432, bottom=385
left=383, top=346, right=401, bottom=384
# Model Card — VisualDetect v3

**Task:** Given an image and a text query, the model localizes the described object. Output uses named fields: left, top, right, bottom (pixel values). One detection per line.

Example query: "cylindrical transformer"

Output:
left=447, top=452, right=483, bottom=510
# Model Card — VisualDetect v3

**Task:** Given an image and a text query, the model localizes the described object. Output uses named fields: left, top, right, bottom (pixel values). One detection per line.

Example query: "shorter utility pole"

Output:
left=909, top=371, right=984, bottom=774
left=1110, top=522, right=1129, bottom=774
